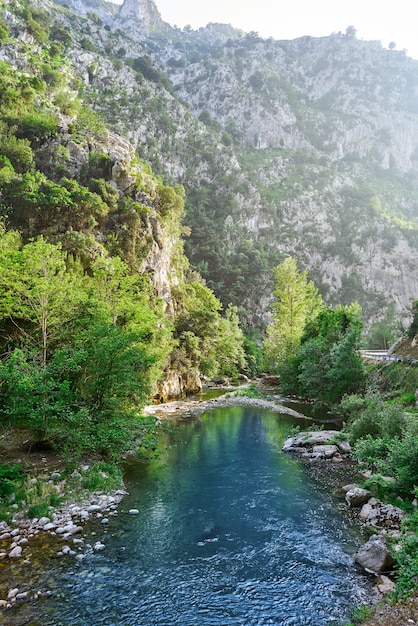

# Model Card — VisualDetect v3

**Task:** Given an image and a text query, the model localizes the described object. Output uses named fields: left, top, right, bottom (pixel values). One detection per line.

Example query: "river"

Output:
left=4, top=404, right=372, bottom=625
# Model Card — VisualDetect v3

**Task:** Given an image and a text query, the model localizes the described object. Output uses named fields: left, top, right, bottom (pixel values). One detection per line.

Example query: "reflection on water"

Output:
left=3, top=406, right=371, bottom=625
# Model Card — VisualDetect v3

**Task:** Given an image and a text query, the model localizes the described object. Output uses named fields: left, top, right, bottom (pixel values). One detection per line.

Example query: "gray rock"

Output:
left=354, top=534, right=395, bottom=574
left=311, top=444, right=339, bottom=458
left=342, top=483, right=358, bottom=493
left=0, top=532, right=11, bottom=541
left=337, top=440, right=351, bottom=454
left=8, top=546, right=22, bottom=559
left=375, top=575, right=396, bottom=594
left=37, top=517, right=50, bottom=527
left=7, top=588, right=19, bottom=600
left=367, top=503, right=405, bottom=530
left=43, top=523, right=55, bottom=531
left=128, top=509, right=139, bottom=515
left=345, top=487, right=372, bottom=507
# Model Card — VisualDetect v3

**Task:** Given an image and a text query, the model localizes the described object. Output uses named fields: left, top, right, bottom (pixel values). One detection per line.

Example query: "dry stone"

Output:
left=354, top=534, right=395, bottom=574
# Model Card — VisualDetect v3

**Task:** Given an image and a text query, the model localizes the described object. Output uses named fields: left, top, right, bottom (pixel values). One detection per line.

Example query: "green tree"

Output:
left=216, top=304, right=247, bottom=378
left=5, top=237, right=86, bottom=366
left=263, top=257, right=322, bottom=368
left=366, top=300, right=401, bottom=349
left=282, top=304, right=366, bottom=404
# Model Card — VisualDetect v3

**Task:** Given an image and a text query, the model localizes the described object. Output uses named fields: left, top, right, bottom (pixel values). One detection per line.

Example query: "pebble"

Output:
left=11, top=529, right=20, bottom=537
left=0, top=600, right=7, bottom=608
left=16, top=592, right=28, bottom=602
left=101, top=518, right=109, bottom=525
left=0, top=532, right=11, bottom=541
left=93, top=541, right=105, bottom=551
left=88, top=505, right=101, bottom=513
left=37, top=517, right=50, bottom=526
left=128, top=509, right=139, bottom=515
left=7, top=588, right=19, bottom=601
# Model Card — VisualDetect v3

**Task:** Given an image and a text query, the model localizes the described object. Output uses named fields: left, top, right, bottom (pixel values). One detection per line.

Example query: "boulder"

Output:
left=282, top=430, right=349, bottom=461
left=354, top=534, right=395, bottom=574
left=359, top=500, right=405, bottom=530
left=345, top=487, right=372, bottom=507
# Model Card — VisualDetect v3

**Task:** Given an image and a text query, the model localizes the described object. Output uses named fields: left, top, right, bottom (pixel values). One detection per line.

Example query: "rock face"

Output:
left=153, top=368, right=202, bottom=402
left=6, top=0, right=418, bottom=328
left=354, top=534, right=395, bottom=574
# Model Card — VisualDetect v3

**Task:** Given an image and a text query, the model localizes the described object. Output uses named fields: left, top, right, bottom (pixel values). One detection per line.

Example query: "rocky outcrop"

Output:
left=153, top=368, right=202, bottom=402
left=282, top=430, right=351, bottom=461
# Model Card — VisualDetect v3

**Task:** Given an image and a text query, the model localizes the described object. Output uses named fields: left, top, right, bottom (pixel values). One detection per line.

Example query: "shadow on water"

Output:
left=2, top=405, right=371, bottom=626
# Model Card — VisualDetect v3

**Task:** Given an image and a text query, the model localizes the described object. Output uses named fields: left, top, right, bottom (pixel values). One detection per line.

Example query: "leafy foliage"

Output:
left=279, top=304, right=366, bottom=405
left=263, top=257, right=323, bottom=367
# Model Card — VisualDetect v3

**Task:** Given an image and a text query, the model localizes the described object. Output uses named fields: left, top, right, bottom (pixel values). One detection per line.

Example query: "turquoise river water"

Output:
left=4, top=405, right=372, bottom=625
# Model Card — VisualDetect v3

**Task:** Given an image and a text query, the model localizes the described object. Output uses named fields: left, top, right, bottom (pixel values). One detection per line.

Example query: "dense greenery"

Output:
left=264, top=258, right=365, bottom=405
left=0, top=32, right=247, bottom=470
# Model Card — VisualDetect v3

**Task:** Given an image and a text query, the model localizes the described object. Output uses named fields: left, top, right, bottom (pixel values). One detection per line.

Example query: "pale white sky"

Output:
left=145, top=0, right=417, bottom=60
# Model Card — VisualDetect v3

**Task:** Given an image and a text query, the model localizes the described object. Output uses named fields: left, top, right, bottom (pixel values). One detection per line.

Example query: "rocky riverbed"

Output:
left=282, top=428, right=407, bottom=600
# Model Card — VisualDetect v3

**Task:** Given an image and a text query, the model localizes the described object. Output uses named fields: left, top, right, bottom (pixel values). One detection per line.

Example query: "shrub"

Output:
left=0, top=18, right=9, bottom=41
left=27, top=503, right=50, bottom=519
left=80, top=36, right=95, bottom=51
left=14, top=112, right=58, bottom=143
left=0, top=134, right=33, bottom=173
left=0, top=463, right=24, bottom=500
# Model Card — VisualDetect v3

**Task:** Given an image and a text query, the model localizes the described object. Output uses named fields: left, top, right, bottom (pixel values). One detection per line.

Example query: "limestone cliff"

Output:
left=4, top=0, right=418, bottom=330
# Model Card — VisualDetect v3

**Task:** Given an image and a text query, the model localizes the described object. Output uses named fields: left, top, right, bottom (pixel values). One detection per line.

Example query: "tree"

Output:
left=366, top=300, right=401, bottom=349
left=282, top=304, right=366, bottom=405
left=6, top=237, right=85, bottom=366
left=263, top=257, right=322, bottom=368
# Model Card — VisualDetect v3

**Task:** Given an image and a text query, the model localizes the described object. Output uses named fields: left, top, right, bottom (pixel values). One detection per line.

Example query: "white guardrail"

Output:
left=359, top=350, right=418, bottom=364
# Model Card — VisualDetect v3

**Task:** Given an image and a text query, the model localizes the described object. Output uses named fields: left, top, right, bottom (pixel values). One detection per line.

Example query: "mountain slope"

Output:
left=4, top=0, right=418, bottom=330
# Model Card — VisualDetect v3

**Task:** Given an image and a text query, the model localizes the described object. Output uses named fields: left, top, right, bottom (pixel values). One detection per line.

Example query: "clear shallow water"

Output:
left=6, top=406, right=371, bottom=625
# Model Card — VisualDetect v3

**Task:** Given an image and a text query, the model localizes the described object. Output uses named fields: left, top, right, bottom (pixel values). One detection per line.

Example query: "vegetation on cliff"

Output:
left=0, top=0, right=247, bottom=523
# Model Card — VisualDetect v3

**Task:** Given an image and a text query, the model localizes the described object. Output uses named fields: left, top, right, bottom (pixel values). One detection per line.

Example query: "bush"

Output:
left=0, top=134, right=33, bottom=173
left=0, top=18, right=9, bottom=42
left=27, top=503, right=50, bottom=519
left=13, top=112, right=58, bottom=143
left=0, top=463, right=24, bottom=500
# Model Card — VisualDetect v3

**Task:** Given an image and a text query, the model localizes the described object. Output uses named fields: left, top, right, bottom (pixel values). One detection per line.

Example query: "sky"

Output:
left=149, top=0, right=418, bottom=60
